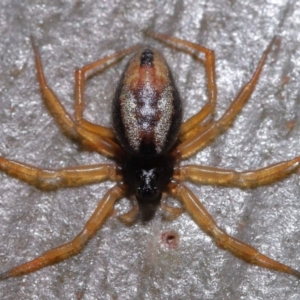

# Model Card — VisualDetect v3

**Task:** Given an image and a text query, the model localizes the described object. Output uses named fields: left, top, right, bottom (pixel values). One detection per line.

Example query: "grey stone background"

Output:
left=0, top=0, right=300, bottom=299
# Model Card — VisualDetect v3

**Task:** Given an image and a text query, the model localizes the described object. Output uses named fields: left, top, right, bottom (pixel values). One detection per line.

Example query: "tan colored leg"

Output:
left=168, top=181, right=300, bottom=278
left=31, top=37, right=78, bottom=140
left=180, top=119, right=214, bottom=142
left=0, top=156, right=121, bottom=190
left=173, top=37, right=276, bottom=159
left=0, top=184, right=126, bottom=279
left=31, top=37, right=124, bottom=159
left=175, top=155, right=300, bottom=188
left=147, top=31, right=217, bottom=137
left=74, top=45, right=140, bottom=139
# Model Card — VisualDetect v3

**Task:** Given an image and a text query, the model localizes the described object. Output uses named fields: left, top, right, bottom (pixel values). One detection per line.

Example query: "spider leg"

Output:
left=30, top=37, right=124, bottom=159
left=0, top=184, right=126, bottom=279
left=74, top=45, right=140, bottom=140
left=168, top=181, right=300, bottom=278
left=173, top=37, right=276, bottom=159
left=147, top=31, right=217, bottom=137
left=0, top=156, right=121, bottom=190
left=175, top=155, right=300, bottom=188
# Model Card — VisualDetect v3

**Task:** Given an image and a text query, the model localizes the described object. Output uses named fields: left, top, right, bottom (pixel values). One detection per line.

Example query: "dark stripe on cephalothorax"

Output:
left=140, top=49, right=154, bottom=66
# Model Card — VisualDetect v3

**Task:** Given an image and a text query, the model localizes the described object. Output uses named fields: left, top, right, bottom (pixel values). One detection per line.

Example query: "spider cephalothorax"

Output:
left=122, top=155, right=174, bottom=221
left=0, top=32, right=299, bottom=281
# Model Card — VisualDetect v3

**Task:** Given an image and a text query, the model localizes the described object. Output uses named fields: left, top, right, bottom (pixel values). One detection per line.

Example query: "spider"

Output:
left=0, top=31, right=299, bottom=280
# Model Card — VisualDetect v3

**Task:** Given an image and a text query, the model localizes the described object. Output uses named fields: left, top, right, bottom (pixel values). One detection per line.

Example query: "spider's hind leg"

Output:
left=74, top=45, right=140, bottom=140
left=173, top=37, right=277, bottom=159
left=31, top=37, right=133, bottom=159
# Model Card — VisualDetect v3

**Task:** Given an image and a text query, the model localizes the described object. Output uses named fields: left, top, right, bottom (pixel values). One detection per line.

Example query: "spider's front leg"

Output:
left=0, top=184, right=126, bottom=279
left=168, top=181, right=300, bottom=278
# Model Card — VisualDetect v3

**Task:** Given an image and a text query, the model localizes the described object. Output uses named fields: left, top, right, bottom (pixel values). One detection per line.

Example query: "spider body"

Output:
left=112, top=47, right=182, bottom=157
left=0, top=32, right=300, bottom=280
left=122, top=155, right=174, bottom=221
left=113, top=47, right=181, bottom=221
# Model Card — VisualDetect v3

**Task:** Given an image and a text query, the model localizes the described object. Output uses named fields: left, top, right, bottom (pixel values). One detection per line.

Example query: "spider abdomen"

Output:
left=112, top=48, right=182, bottom=157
